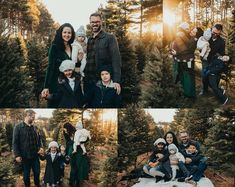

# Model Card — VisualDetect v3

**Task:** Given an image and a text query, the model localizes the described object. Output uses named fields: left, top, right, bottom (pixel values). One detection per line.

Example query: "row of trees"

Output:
left=172, top=108, right=235, bottom=176
left=0, top=0, right=56, bottom=107
left=117, top=107, right=235, bottom=184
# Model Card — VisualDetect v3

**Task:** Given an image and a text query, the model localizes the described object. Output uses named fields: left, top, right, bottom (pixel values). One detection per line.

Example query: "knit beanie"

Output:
left=153, top=138, right=166, bottom=146
left=168, top=143, right=178, bottom=153
left=59, top=60, right=75, bottom=72
left=76, top=122, right=83, bottom=130
left=76, top=26, right=86, bottom=37
left=48, top=141, right=59, bottom=149
left=203, top=29, right=212, bottom=41
left=179, top=22, right=190, bottom=31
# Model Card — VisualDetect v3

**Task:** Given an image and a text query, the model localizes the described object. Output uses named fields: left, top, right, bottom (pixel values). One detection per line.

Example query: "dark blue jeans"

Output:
left=22, top=157, right=40, bottom=187
left=208, top=74, right=227, bottom=103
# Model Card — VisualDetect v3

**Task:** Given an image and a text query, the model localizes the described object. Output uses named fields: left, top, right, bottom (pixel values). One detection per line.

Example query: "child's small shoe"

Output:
left=185, top=175, right=193, bottom=181
left=186, top=179, right=197, bottom=187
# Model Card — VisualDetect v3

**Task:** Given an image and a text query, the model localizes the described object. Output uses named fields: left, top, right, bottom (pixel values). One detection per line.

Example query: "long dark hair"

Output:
left=164, top=131, right=179, bottom=147
left=195, top=27, right=203, bottom=40
left=53, top=23, right=75, bottom=51
left=63, top=122, right=76, bottom=137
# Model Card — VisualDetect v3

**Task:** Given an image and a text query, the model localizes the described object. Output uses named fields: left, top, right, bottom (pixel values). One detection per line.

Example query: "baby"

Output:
left=72, top=25, right=87, bottom=77
left=73, top=122, right=91, bottom=155
left=168, top=143, right=186, bottom=181
left=197, top=29, right=212, bottom=60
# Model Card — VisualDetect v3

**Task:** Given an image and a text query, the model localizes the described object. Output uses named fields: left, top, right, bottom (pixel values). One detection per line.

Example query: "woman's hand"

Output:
left=78, top=52, right=84, bottom=61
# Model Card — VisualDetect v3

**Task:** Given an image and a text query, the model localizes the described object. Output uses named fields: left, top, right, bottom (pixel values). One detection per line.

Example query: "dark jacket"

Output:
left=12, top=122, right=42, bottom=158
left=181, top=150, right=203, bottom=166
left=179, top=140, right=201, bottom=154
left=207, top=57, right=225, bottom=75
left=40, top=153, right=69, bottom=185
left=48, top=76, right=84, bottom=108
left=85, top=80, right=121, bottom=108
left=86, top=31, right=121, bottom=83
left=208, top=36, right=225, bottom=62
left=149, top=147, right=169, bottom=163
left=44, top=44, right=71, bottom=94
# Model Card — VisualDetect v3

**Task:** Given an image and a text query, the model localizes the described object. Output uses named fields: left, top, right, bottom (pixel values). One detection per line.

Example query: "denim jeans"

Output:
left=22, top=157, right=40, bottom=187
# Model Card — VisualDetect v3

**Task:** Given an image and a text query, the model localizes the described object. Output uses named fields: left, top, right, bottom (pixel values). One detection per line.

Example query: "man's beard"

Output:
left=92, top=25, right=101, bottom=33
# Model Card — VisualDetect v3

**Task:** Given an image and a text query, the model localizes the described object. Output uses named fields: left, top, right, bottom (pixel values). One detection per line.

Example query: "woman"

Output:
left=41, top=23, right=75, bottom=107
left=63, top=122, right=89, bottom=186
left=63, top=122, right=76, bottom=156
left=171, top=22, right=197, bottom=98
left=164, top=131, right=179, bottom=147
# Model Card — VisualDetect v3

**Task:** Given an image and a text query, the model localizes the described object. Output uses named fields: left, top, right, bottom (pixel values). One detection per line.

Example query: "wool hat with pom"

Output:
left=153, top=138, right=166, bottom=146
left=48, top=141, right=59, bottom=149
left=59, top=60, right=75, bottom=72
left=76, top=25, right=86, bottom=37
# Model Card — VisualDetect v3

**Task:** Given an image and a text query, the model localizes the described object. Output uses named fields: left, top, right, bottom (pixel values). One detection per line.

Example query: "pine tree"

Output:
left=5, top=123, right=14, bottom=150
left=204, top=109, right=235, bottom=176
left=118, top=105, right=151, bottom=172
left=0, top=124, right=9, bottom=152
left=140, top=47, right=184, bottom=107
left=27, top=38, right=48, bottom=107
left=135, top=41, right=147, bottom=74
left=0, top=36, right=32, bottom=107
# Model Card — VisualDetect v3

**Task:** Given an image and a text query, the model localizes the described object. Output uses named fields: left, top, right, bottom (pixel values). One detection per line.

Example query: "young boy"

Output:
left=73, top=122, right=91, bottom=155
left=182, top=141, right=204, bottom=186
left=143, top=138, right=171, bottom=183
left=84, top=65, right=121, bottom=108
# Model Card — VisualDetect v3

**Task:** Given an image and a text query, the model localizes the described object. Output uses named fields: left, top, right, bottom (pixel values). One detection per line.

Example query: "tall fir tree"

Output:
left=27, top=38, right=48, bottom=107
left=0, top=36, right=32, bottom=107
left=140, top=46, right=184, bottom=107
left=0, top=124, right=9, bottom=152
left=118, top=105, right=151, bottom=172
left=204, top=109, right=235, bottom=176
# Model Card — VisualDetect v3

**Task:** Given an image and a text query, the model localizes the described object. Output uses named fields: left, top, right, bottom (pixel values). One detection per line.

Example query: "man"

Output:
left=12, top=110, right=43, bottom=187
left=84, top=12, right=121, bottom=95
left=200, top=24, right=228, bottom=104
left=178, top=131, right=207, bottom=183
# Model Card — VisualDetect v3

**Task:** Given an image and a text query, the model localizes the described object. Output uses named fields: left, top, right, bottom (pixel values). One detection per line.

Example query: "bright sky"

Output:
left=145, top=109, right=176, bottom=123
left=32, top=109, right=55, bottom=118
left=40, top=0, right=108, bottom=30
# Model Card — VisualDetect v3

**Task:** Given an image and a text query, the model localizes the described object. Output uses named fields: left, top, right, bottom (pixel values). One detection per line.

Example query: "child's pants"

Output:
left=143, top=164, right=165, bottom=177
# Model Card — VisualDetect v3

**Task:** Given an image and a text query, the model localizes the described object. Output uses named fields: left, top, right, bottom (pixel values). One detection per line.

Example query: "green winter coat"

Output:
left=44, top=44, right=71, bottom=107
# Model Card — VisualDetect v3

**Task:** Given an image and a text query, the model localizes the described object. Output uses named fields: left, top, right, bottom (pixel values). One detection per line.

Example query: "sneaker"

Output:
left=199, top=91, right=208, bottom=96
left=223, top=97, right=228, bottom=105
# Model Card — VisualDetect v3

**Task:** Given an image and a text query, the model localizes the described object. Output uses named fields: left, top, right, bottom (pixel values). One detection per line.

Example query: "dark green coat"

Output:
left=44, top=44, right=71, bottom=94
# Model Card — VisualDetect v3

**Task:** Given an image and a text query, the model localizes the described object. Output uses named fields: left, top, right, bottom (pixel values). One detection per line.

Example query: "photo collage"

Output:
left=0, top=0, right=234, bottom=187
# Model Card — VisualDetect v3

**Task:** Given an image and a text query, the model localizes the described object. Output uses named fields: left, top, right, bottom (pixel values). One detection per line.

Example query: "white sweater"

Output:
left=197, top=36, right=211, bottom=60
left=73, top=129, right=91, bottom=151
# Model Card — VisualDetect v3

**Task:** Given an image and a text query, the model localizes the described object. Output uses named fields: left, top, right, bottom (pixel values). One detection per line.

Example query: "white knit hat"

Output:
left=203, top=29, right=212, bottom=41
left=48, top=141, right=59, bottom=149
left=59, top=60, right=75, bottom=72
left=76, top=26, right=86, bottom=37
left=168, top=143, right=178, bottom=153
left=179, top=22, right=190, bottom=31
left=153, top=138, right=166, bottom=146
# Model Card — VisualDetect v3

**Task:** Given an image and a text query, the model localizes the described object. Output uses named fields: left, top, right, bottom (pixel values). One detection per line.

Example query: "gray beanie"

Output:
left=76, top=26, right=86, bottom=37
left=168, top=143, right=178, bottom=153
left=59, top=60, right=75, bottom=72
left=153, top=138, right=166, bottom=146
left=203, top=29, right=212, bottom=41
